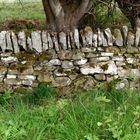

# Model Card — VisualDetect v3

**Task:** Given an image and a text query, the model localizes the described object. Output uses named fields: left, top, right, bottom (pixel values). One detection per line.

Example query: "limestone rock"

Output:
left=59, top=32, right=67, bottom=50
left=113, top=29, right=123, bottom=47
left=93, top=34, right=98, bottom=47
left=118, top=69, right=130, bottom=78
left=135, top=28, right=140, bottom=47
left=1, top=56, right=18, bottom=64
left=37, top=72, right=53, bottom=83
left=74, top=76, right=96, bottom=91
left=11, top=32, right=20, bottom=53
left=58, top=50, right=72, bottom=60
left=52, top=77, right=72, bottom=87
left=81, top=47, right=96, bottom=53
left=18, top=31, right=27, bottom=50
left=18, top=75, right=36, bottom=80
left=116, top=79, right=129, bottom=90
left=31, top=31, right=42, bottom=53
left=74, top=28, right=80, bottom=48
left=7, top=75, right=17, bottom=79
left=74, top=59, right=88, bottom=65
left=0, top=75, right=4, bottom=82
left=47, top=33, right=54, bottom=49
left=80, top=61, right=117, bottom=75
left=104, top=28, right=113, bottom=46
left=0, top=31, right=7, bottom=52
left=48, top=59, right=61, bottom=66
left=94, top=74, right=106, bottom=81
left=127, top=46, right=139, bottom=54
left=101, top=52, right=113, bottom=57
left=42, top=31, right=48, bottom=51
left=52, top=32, right=59, bottom=51
left=6, top=31, right=13, bottom=51
left=83, top=26, right=93, bottom=46
left=101, top=32, right=108, bottom=47
left=127, top=32, right=134, bottom=46
left=0, top=64, right=7, bottom=75
left=62, top=61, right=74, bottom=69
left=27, top=36, right=33, bottom=50
left=97, top=28, right=103, bottom=46
left=72, top=50, right=85, bottom=60
left=122, top=26, right=128, bottom=45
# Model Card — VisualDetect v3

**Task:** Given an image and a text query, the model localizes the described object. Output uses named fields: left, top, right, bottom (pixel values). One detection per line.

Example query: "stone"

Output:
left=97, top=57, right=110, bottom=62
left=81, top=47, right=96, bottom=53
left=130, top=69, right=140, bottom=78
left=116, top=79, right=129, bottom=90
left=116, top=61, right=126, bottom=66
left=47, top=33, right=53, bottom=49
left=0, top=31, right=7, bottom=52
left=97, top=28, right=103, bottom=46
left=6, top=31, right=13, bottom=51
left=42, top=31, right=48, bottom=51
left=118, top=69, right=130, bottom=78
left=59, top=32, right=67, bottom=50
left=1, top=56, right=18, bottom=64
left=127, top=46, right=139, bottom=54
left=4, top=79, right=20, bottom=86
left=86, top=53, right=99, bottom=58
left=18, top=75, right=36, bottom=80
left=70, top=31, right=75, bottom=49
left=21, top=80, right=33, bottom=86
left=113, top=29, right=123, bottom=47
left=48, top=59, right=61, bottom=66
left=52, top=77, right=72, bottom=87
left=122, top=26, right=128, bottom=45
left=105, top=46, right=120, bottom=55
left=0, top=75, right=4, bottom=82
left=80, top=61, right=117, bottom=75
left=72, top=50, right=85, bottom=60
left=27, top=37, right=33, bottom=50
left=127, top=32, right=134, bottom=47
left=7, top=75, right=17, bottom=79
left=135, top=28, right=140, bottom=47
left=83, top=26, right=93, bottom=46
left=11, top=32, right=20, bottom=53
left=18, top=31, right=27, bottom=50
left=74, top=76, right=96, bottom=91
left=74, top=59, right=88, bottom=65
left=31, top=31, right=42, bottom=53
left=74, top=28, right=80, bottom=48
left=37, top=72, right=53, bottom=83
left=101, top=31, right=108, bottom=47
left=52, top=32, right=59, bottom=51
left=101, top=52, right=113, bottom=57
left=54, top=69, right=67, bottom=77
left=94, top=74, right=106, bottom=81
left=104, top=28, right=113, bottom=46
left=58, top=50, right=72, bottom=60
left=67, top=35, right=72, bottom=49
left=0, top=64, right=7, bottom=74
left=93, top=34, right=98, bottom=47
left=112, top=56, right=124, bottom=61
left=126, top=58, right=136, bottom=64
left=62, top=61, right=74, bottom=69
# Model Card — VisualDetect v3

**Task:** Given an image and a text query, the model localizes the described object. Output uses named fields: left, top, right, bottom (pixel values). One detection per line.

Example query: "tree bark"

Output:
left=42, top=0, right=92, bottom=33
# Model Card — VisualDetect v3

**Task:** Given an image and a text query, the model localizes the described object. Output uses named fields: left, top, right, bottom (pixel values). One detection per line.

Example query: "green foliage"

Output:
left=0, top=86, right=140, bottom=139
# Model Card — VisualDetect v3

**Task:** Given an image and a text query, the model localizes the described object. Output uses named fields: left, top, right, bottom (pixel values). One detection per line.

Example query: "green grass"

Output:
left=0, top=1, right=45, bottom=22
left=0, top=84, right=140, bottom=140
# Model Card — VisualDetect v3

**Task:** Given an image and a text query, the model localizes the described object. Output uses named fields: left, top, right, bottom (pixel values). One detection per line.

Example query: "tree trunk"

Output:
left=42, top=0, right=92, bottom=33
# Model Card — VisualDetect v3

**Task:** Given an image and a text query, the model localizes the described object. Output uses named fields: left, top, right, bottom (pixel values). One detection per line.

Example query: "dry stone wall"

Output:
left=0, top=26, right=140, bottom=94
